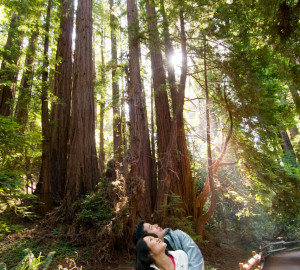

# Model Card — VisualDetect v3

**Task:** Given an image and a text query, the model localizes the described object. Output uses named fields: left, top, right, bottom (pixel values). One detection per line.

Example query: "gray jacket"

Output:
left=164, top=228, right=204, bottom=270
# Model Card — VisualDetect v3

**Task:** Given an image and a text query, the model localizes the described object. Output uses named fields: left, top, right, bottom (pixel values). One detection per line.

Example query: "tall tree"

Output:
left=98, top=21, right=106, bottom=177
left=127, top=0, right=153, bottom=223
left=110, top=0, right=122, bottom=161
left=64, top=0, right=99, bottom=212
left=145, top=0, right=173, bottom=212
left=0, top=12, right=22, bottom=116
left=155, top=2, right=193, bottom=218
left=49, top=0, right=74, bottom=205
left=39, top=0, right=53, bottom=213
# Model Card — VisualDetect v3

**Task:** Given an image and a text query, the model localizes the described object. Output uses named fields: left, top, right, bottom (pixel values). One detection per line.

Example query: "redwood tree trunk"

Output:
left=110, top=0, right=122, bottom=161
left=99, top=26, right=106, bottom=177
left=146, top=0, right=175, bottom=213
left=0, top=12, right=22, bottom=116
left=39, top=0, right=52, bottom=213
left=64, top=0, right=99, bottom=212
left=127, top=0, right=153, bottom=222
left=158, top=4, right=193, bottom=216
left=50, top=0, right=74, bottom=205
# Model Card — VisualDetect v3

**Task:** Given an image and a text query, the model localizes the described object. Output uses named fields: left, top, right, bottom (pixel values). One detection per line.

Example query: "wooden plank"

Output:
left=268, top=247, right=287, bottom=253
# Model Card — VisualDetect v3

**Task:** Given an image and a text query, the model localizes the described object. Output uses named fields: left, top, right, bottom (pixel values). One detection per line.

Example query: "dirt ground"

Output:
left=263, top=251, right=300, bottom=270
left=0, top=221, right=252, bottom=270
left=104, top=241, right=251, bottom=270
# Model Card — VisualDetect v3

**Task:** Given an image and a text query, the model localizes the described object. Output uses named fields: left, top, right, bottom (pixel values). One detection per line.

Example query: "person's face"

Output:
left=143, top=235, right=166, bottom=256
left=143, top=223, right=165, bottom=239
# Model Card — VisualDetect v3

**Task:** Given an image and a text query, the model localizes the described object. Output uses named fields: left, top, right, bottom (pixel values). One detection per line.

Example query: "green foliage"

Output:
left=162, top=194, right=202, bottom=243
left=0, top=116, right=40, bottom=238
left=76, top=191, right=113, bottom=227
left=0, top=248, right=55, bottom=270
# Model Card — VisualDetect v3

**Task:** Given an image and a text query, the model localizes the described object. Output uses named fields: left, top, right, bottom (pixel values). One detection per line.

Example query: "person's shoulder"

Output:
left=169, top=250, right=188, bottom=262
left=172, top=229, right=189, bottom=237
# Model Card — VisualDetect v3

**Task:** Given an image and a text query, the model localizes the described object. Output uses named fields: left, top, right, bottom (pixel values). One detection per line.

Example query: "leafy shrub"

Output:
left=76, top=192, right=113, bottom=226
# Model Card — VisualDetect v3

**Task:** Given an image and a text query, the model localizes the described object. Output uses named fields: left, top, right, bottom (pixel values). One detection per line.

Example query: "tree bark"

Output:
left=0, top=12, right=22, bottom=116
left=49, top=0, right=74, bottom=205
left=99, top=25, right=106, bottom=177
left=39, top=0, right=52, bottom=213
left=110, top=0, right=122, bottom=161
left=146, top=0, right=174, bottom=213
left=158, top=2, right=193, bottom=216
left=64, top=0, right=99, bottom=213
left=127, top=0, right=153, bottom=221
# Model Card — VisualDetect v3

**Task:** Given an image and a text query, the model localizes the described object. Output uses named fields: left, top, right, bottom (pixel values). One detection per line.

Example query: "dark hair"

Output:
left=133, top=221, right=147, bottom=245
left=135, top=233, right=169, bottom=270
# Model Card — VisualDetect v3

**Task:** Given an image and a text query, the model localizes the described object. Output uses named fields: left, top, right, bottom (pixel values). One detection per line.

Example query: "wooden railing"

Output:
left=239, top=239, right=300, bottom=270
left=260, top=240, right=300, bottom=257
left=239, top=251, right=261, bottom=270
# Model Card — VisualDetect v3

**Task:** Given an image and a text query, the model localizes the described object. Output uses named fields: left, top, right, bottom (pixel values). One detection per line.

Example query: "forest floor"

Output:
left=0, top=219, right=252, bottom=270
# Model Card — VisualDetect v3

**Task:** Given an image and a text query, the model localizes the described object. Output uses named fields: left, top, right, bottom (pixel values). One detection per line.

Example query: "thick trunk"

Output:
left=0, top=13, right=22, bottom=116
left=174, top=10, right=193, bottom=214
left=159, top=1, right=193, bottom=216
left=49, top=0, right=74, bottom=205
left=150, top=83, right=157, bottom=210
left=146, top=0, right=174, bottom=214
left=39, top=0, right=52, bottom=213
left=64, top=0, right=99, bottom=212
left=127, top=0, right=153, bottom=221
left=15, top=27, right=39, bottom=128
left=110, top=0, right=122, bottom=161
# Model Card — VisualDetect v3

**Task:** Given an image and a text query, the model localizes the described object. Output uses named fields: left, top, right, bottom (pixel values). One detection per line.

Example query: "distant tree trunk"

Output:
left=121, top=68, right=127, bottom=154
left=127, top=0, right=153, bottom=223
left=39, top=0, right=52, bottom=213
left=15, top=26, right=39, bottom=128
left=279, top=131, right=298, bottom=168
left=0, top=12, right=22, bottom=116
left=110, top=0, right=122, bottom=161
left=64, top=0, right=99, bottom=213
left=99, top=27, right=106, bottom=177
left=49, top=0, right=74, bottom=205
left=289, top=59, right=300, bottom=117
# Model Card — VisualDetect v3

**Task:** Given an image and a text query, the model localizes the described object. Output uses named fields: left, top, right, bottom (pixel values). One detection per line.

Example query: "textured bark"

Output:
left=0, top=13, right=22, bottom=116
left=15, top=27, right=39, bottom=128
left=64, top=0, right=99, bottom=212
left=158, top=1, right=193, bottom=216
left=146, top=0, right=174, bottom=213
left=175, top=10, right=194, bottom=215
left=127, top=0, right=153, bottom=220
left=39, top=0, right=52, bottom=213
left=49, top=0, right=74, bottom=205
left=110, top=0, right=122, bottom=161
left=150, top=83, right=157, bottom=210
